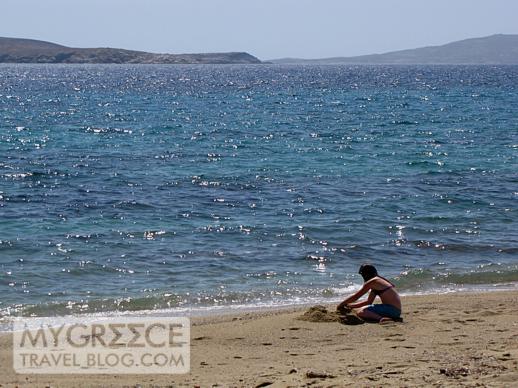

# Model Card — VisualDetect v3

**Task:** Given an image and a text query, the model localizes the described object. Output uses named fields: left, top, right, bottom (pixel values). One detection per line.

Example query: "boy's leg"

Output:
left=357, top=306, right=382, bottom=322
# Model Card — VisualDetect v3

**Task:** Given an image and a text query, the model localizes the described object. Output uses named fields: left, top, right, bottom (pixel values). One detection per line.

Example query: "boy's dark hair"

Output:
left=359, top=264, right=378, bottom=282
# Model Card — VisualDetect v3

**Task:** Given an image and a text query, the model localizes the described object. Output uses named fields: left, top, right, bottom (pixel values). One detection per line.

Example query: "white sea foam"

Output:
left=3, top=282, right=518, bottom=333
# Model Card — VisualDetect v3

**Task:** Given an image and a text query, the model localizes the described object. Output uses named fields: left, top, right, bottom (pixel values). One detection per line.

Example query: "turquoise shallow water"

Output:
left=0, top=64, right=517, bottom=317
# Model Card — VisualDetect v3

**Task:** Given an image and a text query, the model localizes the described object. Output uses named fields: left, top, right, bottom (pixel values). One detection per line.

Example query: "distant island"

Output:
left=270, top=34, right=518, bottom=65
left=3, top=34, right=518, bottom=65
left=0, top=37, right=262, bottom=64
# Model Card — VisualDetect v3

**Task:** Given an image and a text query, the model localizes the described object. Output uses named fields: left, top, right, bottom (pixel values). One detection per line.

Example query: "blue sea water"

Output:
left=0, top=64, right=517, bottom=319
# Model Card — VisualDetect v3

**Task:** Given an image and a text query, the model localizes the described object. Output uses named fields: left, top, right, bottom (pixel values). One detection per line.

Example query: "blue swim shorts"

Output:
left=365, top=304, right=401, bottom=319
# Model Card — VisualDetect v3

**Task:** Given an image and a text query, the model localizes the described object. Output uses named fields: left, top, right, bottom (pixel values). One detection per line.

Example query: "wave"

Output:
left=2, top=264, right=518, bottom=324
left=398, top=239, right=518, bottom=254
left=0, top=286, right=355, bottom=320
left=393, top=264, right=518, bottom=291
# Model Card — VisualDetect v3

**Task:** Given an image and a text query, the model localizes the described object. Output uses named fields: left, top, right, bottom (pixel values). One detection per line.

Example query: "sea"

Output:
left=0, top=64, right=517, bottom=325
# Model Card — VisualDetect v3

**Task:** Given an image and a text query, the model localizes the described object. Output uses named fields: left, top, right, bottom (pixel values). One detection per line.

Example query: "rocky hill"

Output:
left=0, top=37, right=262, bottom=64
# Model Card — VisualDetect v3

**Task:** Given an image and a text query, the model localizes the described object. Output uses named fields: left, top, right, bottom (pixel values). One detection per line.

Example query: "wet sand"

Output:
left=1, top=291, right=517, bottom=387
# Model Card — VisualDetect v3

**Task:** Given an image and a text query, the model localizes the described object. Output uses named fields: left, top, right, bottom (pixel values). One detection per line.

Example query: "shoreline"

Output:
left=2, top=290, right=518, bottom=386
left=2, top=283, right=518, bottom=331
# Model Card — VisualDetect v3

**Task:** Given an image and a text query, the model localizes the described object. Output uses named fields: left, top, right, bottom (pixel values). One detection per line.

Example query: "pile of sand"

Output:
left=298, top=305, right=365, bottom=325
left=297, top=305, right=342, bottom=322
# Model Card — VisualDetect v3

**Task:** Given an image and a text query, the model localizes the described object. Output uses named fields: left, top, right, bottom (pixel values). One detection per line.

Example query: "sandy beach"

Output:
left=1, top=290, right=517, bottom=387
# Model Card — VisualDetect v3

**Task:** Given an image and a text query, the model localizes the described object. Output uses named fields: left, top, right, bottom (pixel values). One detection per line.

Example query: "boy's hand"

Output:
left=337, top=303, right=351, bottom=314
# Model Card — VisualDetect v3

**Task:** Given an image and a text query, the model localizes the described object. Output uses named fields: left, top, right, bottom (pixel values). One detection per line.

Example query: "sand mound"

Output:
left=298, top=305, right=365, bottom=325
left=298, top=305, right=342, bottom=322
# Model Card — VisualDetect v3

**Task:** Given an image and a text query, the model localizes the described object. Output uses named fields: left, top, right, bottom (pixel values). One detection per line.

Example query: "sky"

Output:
left=1, top=0, right=518, bottom=60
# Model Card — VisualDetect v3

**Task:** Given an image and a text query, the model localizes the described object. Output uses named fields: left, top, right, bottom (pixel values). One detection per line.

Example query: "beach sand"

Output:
left=1, top=291, right=517, bottom=387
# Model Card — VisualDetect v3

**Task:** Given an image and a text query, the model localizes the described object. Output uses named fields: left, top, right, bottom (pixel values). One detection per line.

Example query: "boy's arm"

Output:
left=337, top=283, right=371, bottom=311
left=347, top=291, right=376, bottom=309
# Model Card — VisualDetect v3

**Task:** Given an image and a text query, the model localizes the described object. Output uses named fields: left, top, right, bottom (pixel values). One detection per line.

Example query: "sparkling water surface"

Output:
left=0, top=64, right=517, bottom=317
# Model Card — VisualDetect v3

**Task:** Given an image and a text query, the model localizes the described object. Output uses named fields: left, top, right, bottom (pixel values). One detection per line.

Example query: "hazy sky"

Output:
left=1, top=0, right=518, bottom=60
